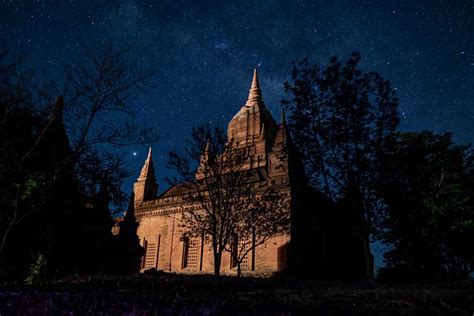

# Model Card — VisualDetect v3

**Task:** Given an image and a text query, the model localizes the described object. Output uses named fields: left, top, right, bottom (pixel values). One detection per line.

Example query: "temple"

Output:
left=115, top=69, right=374, bottom=278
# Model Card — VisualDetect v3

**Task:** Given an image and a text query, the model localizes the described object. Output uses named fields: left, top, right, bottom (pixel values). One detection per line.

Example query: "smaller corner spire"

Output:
left=275, top=107, right=288, bottom=145
left=281, top=108, right=287, bottom=125
left=138, top=147, right=156, bottom=180
left=202, top=139, right=214, bottom=164
left=204, top=139, right=211, bottom=156
left=52, top=96, right=64, bottom=119
left=124, top=192, right=136, bottom=222
left=134, top=147, right=158, bottom=203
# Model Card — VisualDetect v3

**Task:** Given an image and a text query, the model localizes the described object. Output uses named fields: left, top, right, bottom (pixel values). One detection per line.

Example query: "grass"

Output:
left=0, top=272, right=472, bottom=315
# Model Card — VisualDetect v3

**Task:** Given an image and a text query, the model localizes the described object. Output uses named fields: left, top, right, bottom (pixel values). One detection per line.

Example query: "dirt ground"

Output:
left=0, top=273, right=472, bottom=315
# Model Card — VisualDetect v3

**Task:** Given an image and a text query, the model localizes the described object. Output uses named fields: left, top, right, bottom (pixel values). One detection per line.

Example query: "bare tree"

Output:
left=225, top=190, right=289, bottom=277
left=167, top=125, right=289, bottom=276
left=55, top=42, right=158, bottom=152
left=0, top=41, right=158, bottom=271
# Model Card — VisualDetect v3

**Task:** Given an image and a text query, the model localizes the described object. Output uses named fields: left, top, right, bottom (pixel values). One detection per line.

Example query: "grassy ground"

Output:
left=0, top=272, right=472, bottom=315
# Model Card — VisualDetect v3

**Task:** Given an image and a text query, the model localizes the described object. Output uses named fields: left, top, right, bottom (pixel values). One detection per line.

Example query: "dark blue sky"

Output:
left=2, top=0, right=473, bottom=182
left=1, top=0, right=473, bottom=269
left=2, top=0, right=473, bottom=192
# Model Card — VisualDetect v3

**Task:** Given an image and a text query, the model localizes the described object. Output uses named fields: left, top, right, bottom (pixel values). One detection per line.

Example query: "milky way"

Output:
left=1, top=0, right=473, bottom=197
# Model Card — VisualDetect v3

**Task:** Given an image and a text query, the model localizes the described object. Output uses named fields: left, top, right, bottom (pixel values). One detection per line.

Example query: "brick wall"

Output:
left=136, top=208, right=290, bottom=276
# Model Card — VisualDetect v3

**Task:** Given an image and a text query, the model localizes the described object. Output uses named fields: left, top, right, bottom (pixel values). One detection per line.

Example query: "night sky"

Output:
left=1, top=0, right=473, bottom=262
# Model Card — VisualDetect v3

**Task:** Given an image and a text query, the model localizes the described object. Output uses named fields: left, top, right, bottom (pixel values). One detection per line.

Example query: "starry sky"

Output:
left=1, top=0, right=473, bottom=196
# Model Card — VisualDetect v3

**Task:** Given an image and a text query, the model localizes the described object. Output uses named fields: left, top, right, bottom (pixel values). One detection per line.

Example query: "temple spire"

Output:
left=134, top=146, right=158, bottom=203
left=139, top=146, right=155, bottom=180
left=273, top=108, right=288, bottom=146
left=245, top=68, right=263, bottom=107
left=204, top=139, right=210, bottom=155
left=281, top=108, right=287, bottom=126
left=124, top=192, right=136, bottom=222
left=52, top=96, right=64, bottom=119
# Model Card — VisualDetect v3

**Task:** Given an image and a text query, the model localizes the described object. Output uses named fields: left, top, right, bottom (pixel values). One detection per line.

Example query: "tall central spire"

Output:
left=245, top=68, right=263, bottom=107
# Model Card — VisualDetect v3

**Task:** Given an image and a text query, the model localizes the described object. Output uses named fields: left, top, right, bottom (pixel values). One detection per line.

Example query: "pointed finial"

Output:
left=203, top=139, right=213, bottom=164
left=251, top=68, right=259, bottom=90
left=52, top=96, right=64, bottom=119
left=281, top=108, right=287, bottom=125
left=245, top=68, right=262, bottom=106
left=204, top=139, right=211, bottom=155
left=138, top=147, right=156, bottom=179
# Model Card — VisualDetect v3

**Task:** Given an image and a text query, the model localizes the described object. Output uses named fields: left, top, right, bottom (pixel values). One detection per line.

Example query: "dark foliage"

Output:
left=282, top=52, right=473, bottom=281
left=380, top=132, right=474, bottom=280
left=0, top=42, right=153, bottom=281
left=282, top=53, right=399, bottom=279
left=111, top=193, right=145, bottom=274
left=282, top=52, right=399, bottom=234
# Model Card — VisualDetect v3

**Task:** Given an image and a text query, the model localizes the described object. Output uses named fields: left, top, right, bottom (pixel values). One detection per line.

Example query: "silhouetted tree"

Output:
left=61, top=42, right=158, bottom=152
left=81, top=181, right=115, bottom=273
left=282, top=53, right=399, bottom=278
left=113, top=193, right=144, bottom=274
left=379, top=132, right=473, bottom=280
left=283, top=52, right=399, bottom=230
left=0, top=41, right=157, bottom=280
left=167, top=125, right=289, bottom=276
left=0, top=47, right=58, bottom=277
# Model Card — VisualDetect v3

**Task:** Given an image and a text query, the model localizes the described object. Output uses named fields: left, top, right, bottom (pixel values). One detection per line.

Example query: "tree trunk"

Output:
left=213, top=252, right=222, bottom=276
left=0, top=185, right=22, bottom=259
left=0, top=226, right=11, bottom=256
left=0, top=216, right=16, bottom=261
left=0, top=220, right=18, bottom=280
left=362, top=233, right=374, bottom=280
left=237, top=262, right=242, bottom=278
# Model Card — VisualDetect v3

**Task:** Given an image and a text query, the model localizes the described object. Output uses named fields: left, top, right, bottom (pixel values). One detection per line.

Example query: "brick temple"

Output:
left=115, top=69, right=374, bottom=278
